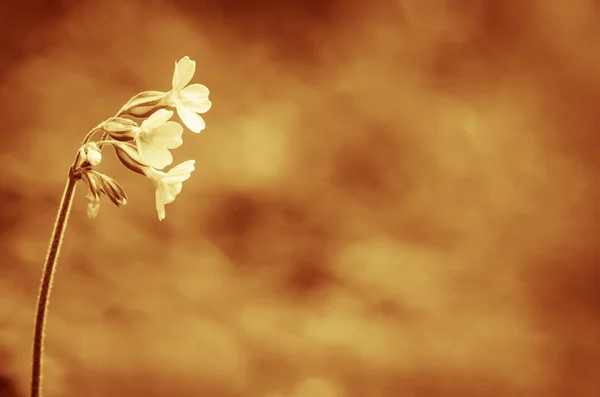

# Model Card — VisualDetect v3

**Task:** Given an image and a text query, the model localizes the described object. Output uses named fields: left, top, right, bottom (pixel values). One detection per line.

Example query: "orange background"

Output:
left=1, top=0, right=599, bottom=396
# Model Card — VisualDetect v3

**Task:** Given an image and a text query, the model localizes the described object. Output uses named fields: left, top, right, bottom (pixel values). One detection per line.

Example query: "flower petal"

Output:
left=142, top=166, right=165, bottom=182
left=175, top=102, right=206, bottom=133
left=86, top=197, right=100, bottom=219
left=141, top=109, right=174, bottom=131
left=151, top=121, right=184, bottom=149
left=168, top=159, right=195, bottom=175
left=166, top=182, right=183, bottom=204
left=181, top=84, right=210, bottom=98
left=171, top=182, right=183, bottom=196
left=171, top=61, right=180, bottom=91
left=181, top=97, right=212, bottom=114
left=163, top=172, right=192, bottom=185
left=172, top=56, right=196, bottom=90
left=180, top=84, right=211, bottom=113
left=155, top=187, right=166, bottom=221
left=163, top=160, right=195, bottom=184
left=138, top=140, right=174, bottom=170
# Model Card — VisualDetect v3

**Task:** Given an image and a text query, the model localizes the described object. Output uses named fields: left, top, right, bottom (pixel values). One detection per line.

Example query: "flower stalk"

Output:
left=30, top=171, right=79, bottom=397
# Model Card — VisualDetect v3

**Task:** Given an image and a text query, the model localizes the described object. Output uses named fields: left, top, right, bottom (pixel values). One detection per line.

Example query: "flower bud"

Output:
left=113, top=142, right=150, bottom=175
left=101, top=117, right=138, bottom=141
left=81, top=170, right=129, bottom=219
left=76, top=142, right=102, bottom=169
left=86, top=148, right=102, bottom=166
left=92, top=171, right=128, bottom=207
left=118, top=91, right=167, bottom=118
left=81, top=171, right=103, bottom=219
left=86, top=192, right=100, bottom=219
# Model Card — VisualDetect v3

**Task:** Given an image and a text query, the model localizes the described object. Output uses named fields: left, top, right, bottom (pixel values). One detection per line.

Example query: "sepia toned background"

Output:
left=1, top=0, right=599, bottom=396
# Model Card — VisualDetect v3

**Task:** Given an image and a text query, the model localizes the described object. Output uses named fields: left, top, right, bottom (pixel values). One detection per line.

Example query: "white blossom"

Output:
left=133, top=109, right=183, bottom=169
left=143, top=160, right=196, bottom=220
left=163, top=56, right=211, bottom=133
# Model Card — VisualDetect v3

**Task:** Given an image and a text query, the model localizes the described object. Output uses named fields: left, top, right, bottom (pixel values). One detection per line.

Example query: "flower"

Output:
left=163, top=56, right=211, bottom=133
left=132, top=109, right=184, bottom=169
left=143, top=160, right=196, bottom=220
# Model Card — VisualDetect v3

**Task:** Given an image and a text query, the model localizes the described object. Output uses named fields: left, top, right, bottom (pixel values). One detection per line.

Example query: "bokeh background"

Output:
left=1, top=0, right=600, bottom=396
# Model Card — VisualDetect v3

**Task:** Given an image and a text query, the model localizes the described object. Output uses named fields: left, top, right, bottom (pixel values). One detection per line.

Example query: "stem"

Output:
left=82, top=109, right=126, bottom=146
left=81, top=127, right=102, bottom=145
left=31, top=173, right=79, bottom=397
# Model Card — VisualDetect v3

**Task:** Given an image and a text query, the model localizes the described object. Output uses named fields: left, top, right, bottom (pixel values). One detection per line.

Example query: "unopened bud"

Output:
left=81, top=170, right=129, bottom=219
left=81, top=172, right=102, bottom=219
left=86, top=148, right=102, bottom=166
left=93, top=171, right=128, bottom=207
left=86, top=192, right=100, bottom=219
left=79, top=142, right=102, bottom=167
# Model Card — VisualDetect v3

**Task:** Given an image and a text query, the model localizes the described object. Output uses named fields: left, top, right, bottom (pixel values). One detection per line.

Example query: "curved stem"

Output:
left=31, top=173, right=79, bottom=397
left=82, top=109, right=126, bottom=146
left=81, top=127, right=103, bottom=145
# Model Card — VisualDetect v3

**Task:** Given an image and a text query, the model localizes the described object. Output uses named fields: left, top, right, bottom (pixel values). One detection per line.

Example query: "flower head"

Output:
left=143, top=160, right=196, bottom=220
left=133, top=109, right=183, bottom=169
left=164, top=56, right=211, bottom=133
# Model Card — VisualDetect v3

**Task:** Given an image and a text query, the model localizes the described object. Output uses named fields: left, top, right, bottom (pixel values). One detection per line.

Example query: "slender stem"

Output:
left=82, top=109, right=126, bottom=146
left=81, top=126, right=103, bottom=145
left=31, top=173, right=79, bottom=397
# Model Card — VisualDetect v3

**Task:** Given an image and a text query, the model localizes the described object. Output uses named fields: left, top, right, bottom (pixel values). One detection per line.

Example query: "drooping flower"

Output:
left=163, top=56, right=211, bottom=133
left=132, top=109, right=184, bottom=170
left=143, top=160, right=196, bottom=220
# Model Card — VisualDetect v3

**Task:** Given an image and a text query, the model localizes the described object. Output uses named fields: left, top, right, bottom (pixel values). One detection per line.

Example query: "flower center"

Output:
left=166, top=90, right=182, bottom=107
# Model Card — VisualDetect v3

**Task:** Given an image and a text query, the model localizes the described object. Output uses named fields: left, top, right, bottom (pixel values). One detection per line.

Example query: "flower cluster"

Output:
left=71, top=56, right=211, bottom=220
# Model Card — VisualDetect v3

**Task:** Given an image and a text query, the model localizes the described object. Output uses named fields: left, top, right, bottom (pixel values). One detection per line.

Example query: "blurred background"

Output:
left=1, top=0, right=600, bottom=396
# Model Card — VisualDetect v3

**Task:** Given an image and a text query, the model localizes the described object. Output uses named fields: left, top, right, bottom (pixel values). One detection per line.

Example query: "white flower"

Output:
left=133, top=109, right=184, bottom=170
left=143, top=160, right=196, bottom=221
left=164, top=56, right=211, bottom=133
